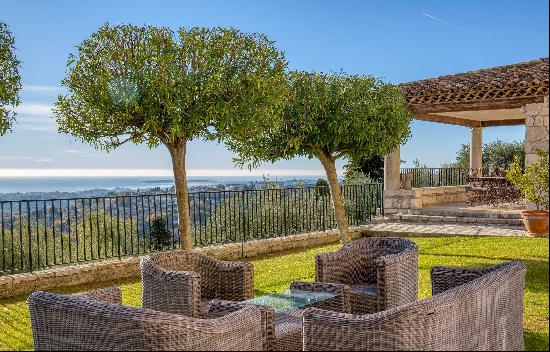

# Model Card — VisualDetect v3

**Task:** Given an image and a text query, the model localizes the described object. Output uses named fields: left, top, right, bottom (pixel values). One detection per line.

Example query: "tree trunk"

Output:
left=317, top=150, right=352, bottom=244
left=167, top=140, right=193, bottom=251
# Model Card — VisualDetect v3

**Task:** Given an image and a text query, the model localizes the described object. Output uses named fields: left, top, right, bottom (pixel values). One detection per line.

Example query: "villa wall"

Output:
left=384, top=186, right=468, bottom=214
left=0, top=226, right=367, bottom=299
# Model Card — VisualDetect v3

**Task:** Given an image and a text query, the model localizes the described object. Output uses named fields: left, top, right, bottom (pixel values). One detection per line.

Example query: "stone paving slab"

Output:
left=363, top=221, right=529, bottom=237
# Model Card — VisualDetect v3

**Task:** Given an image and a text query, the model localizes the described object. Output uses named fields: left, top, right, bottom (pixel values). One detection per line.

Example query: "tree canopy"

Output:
left=55, top=24, right=287, bottom=250
left=443, top=139, right=525, bottom=169
left=230, top=71, right=411, bottom=166
left=228, top=71, right=412, bottom=243
left=0, top=22, right=21, bottom=135
left=344, top=155, right=384, bottom=182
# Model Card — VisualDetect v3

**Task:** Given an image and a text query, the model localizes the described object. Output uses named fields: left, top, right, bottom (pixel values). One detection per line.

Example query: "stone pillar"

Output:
left=384, top=146, right=401, bottom=191
left=522, top=96, right=549, bottom=210
left=523, top=96, right=549, bottom=165
left=470, top=126, right=483, bottom=171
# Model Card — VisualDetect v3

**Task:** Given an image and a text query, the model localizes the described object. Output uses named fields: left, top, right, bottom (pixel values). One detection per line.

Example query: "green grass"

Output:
left=0, top=236, right=548, bottom=351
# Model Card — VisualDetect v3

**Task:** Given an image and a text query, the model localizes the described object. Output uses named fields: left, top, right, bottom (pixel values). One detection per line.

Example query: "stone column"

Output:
left=470, top=127, right=483, bottom=171
left=523, top=96, right=549, bottom=165
left=384, top=146, right=401, bottom=191
left=522, top=96, right=549, bottom=210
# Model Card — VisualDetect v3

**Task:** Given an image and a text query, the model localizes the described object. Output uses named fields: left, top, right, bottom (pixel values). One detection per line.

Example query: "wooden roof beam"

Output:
left=413, top=113, right=482, bottom=127
left=481, top=118, right=525, bottom=127
left=408, top=95, right=546, bottom=115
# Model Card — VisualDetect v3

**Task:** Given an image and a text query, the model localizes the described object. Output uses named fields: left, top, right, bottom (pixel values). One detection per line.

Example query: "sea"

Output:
left=0, top=176, right=320, bottom=194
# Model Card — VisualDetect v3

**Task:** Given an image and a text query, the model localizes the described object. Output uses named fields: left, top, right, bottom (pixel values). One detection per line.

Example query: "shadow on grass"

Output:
left=524, top=329, right=550, bottom=351
left=1, top=276, right=141, bottom=305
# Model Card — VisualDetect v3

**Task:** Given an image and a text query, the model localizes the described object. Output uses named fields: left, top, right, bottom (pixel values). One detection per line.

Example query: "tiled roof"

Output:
left=400, top=58, right=549, bottom=113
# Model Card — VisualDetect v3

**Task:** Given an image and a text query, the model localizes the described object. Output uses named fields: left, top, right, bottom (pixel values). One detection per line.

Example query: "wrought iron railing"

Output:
left=400, top=168, right=468, bottom=188
left=0, top=184, right=383, bottom=275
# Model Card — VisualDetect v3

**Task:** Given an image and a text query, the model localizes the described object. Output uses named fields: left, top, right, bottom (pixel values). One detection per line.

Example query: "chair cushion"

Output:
left=350, top=283, right=378, bottom=296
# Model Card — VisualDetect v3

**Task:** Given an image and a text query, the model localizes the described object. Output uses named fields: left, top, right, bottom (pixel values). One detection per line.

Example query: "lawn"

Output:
left=0, top=236, right=548, bottom=351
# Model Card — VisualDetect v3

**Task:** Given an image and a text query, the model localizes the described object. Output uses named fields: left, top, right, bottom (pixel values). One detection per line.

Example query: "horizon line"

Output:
left=0, top=168, right=340, bottom=178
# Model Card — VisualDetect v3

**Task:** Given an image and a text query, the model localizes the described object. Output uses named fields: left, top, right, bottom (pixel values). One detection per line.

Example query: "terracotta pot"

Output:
left=520, top=210, right=549, bottom=236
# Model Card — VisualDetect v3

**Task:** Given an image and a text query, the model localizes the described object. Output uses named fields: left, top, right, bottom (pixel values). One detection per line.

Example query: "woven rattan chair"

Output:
left=29, top=286, right=266, bottom=351
left=315, top=237, right=418, bottom=314
left=207, top=281, right=350, bottom=351
left=303, top=261, right=526, bottom=351
left=141, top=251, right=254, bottom=317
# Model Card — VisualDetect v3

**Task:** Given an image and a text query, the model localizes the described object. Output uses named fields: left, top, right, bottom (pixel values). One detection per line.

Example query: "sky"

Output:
left=0, top=0, right=548, bottom=177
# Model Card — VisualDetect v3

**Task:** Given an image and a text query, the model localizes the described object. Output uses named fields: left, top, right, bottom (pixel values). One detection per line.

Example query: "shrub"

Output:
left=150, top=217, right=173, bottom=251
left=506, top=149, right=549, bottom=210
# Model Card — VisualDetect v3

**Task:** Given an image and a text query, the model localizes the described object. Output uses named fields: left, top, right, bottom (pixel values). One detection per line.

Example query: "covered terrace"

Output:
left=384, top=58, right=549, bottom=214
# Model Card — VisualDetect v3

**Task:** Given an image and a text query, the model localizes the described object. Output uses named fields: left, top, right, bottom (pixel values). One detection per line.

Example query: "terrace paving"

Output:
left=364, top=220, right=528, bottom=237
left=372, top=202, right=533, bottom=237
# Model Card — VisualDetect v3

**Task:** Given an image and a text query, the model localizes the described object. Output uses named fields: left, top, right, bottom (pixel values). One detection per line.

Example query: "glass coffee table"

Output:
left=242, top=288, right=341, bottom=313
left=208, top=285, right=346, bottom=351
left=240, top=288, right=343, bottom=350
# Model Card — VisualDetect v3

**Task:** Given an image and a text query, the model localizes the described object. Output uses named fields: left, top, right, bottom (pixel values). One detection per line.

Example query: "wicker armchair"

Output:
left=29, top=286, right=266, bottom=351
left=315, top=237, right=418, bottom=314
left=141, top=251, right=254, bottom=317
left=303, top=261, right=526, bottom=351
left=207, top=281, right=350, bottom=351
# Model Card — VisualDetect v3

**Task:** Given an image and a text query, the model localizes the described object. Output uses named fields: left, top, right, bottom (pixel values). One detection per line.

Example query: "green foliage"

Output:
left=0, top=22, right=21, bottom=135
left=229, top=71, right=412, bottom=166
left=55, top=24, right=287, bottom=150
left=197, top=185, right=380, bottom=243
left=444, top=139, right=525, bottom=169
left=314, top=178, right=330, bottom=197
left=149, top=217, right=173, bottom=250
left=0, top=210, right=147, bottom=274
left=506, top=149, right=549, bottom=210
left=344, top=155, right=384, bottom=182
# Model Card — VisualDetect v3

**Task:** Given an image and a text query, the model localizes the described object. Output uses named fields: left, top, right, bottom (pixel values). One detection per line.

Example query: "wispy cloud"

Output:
left=14, top=103, right=54, bottom=118
left=421, top=12, right=493, bottom=42
left=60, top=149, right=85, bottom=154
left=23, top=85, right=63, bottom=93
left=0, top=156, right=53, bottom=163
left=16, top=124, right=57, bottom=132
left=11, top=103, right=58, bottom=133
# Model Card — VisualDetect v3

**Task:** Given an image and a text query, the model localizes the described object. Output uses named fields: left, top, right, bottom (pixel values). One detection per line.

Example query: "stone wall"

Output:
left=0, top=227, right=366, bottom=299
left=417, top=186, right=468, bottom=207
left=384, top=186, right=467, bottom=214
left=523, top=96, right=549, bottom=165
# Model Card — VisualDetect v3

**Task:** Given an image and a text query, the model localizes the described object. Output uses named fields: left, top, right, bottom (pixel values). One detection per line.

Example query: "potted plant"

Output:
left=506, top=149, right=549, bottom=236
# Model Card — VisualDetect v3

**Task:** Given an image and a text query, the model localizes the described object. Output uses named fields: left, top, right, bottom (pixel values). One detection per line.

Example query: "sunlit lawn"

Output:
left=0, top=236, right=548, bottom=351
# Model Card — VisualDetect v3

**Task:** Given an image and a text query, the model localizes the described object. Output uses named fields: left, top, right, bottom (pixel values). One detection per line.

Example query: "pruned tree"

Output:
left=55, top=24, right=287, bottom=250
left=0, top=22, right=21, bottom=135
left=228, top=71, right=411, bottom=244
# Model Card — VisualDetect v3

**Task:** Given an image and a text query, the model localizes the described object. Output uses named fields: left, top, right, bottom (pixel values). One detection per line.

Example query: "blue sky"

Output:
left=0, top=0, right=548, bottom=177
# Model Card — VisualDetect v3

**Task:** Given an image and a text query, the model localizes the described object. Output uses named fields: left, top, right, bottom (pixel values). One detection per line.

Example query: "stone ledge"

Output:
left=0, top=226, right=367, bottom=299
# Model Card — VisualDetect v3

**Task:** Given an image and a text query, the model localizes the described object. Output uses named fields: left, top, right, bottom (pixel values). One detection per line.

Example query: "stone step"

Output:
left=388, top=213, right=524, bottom=227
left=408, top=208, right=523, bottom=219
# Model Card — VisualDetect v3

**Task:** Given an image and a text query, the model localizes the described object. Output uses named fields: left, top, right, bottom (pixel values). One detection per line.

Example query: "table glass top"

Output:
left=242, top=289, right=340, bottom=313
